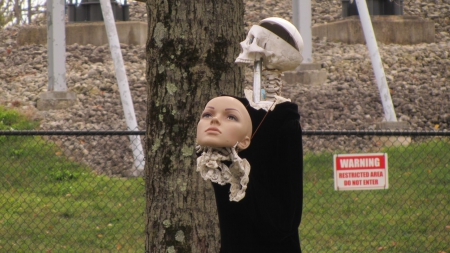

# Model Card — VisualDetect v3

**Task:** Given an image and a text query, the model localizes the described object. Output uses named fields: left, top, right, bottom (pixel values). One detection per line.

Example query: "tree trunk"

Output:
left=144, top=1, right=245, bottom=252
left=13, top=0, right=21, bottom=25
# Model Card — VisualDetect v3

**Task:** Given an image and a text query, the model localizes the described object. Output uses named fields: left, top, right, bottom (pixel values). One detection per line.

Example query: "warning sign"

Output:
left=333, top=153, right=388, bottom=191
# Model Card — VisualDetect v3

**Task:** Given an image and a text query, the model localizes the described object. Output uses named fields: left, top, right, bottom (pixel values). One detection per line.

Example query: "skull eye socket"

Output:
left=248, top=36, right=254, bottom=44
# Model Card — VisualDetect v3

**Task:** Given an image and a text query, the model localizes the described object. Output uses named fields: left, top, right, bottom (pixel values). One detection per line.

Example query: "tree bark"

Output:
left=144, top=1, right=245, bottom=252
left=13, top=0, right=21, bottom=25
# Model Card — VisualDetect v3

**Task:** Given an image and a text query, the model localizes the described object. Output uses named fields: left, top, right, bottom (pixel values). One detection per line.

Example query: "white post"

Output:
left=293, top=0, right=312, bottom=63
left=99, top=0, right=145, bottom=174
left=47, top=0, right=67, bottom=91
left=355, top=0, right=397, bottom=122
left=253, top=59, right=262, bottom=103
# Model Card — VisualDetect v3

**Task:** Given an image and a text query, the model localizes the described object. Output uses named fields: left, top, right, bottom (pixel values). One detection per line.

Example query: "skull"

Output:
left=235, top=17, right=304, bottom=71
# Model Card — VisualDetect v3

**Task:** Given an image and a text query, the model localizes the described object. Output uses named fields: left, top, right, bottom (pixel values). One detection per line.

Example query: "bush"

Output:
left=0, top=106, right=39, bottom=130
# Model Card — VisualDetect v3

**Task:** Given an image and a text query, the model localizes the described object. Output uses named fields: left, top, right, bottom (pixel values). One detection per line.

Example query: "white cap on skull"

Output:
left=259, top=17, right=303, bottom=53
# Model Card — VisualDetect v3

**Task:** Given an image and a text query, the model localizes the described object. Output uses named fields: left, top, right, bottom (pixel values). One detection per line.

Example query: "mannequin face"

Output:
left=196, top=97, right=252, bottom=150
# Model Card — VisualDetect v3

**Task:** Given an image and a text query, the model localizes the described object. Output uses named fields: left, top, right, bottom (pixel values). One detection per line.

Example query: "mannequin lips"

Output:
left=205, top=127, right=221, bottom=133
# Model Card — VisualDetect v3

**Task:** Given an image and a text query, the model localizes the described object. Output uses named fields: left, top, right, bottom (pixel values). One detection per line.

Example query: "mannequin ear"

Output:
left=237, top=136, right=251, bottom=150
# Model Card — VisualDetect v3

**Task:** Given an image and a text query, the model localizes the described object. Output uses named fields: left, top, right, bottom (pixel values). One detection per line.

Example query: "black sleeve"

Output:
left=242, top=102, right=303, bottom=243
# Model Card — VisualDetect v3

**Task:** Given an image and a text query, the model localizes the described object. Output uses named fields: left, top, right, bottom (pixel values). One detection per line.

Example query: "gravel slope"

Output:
left=0, top=0, right=448, bottom=175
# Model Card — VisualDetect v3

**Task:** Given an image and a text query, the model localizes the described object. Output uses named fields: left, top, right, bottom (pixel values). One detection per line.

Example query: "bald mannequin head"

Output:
left=196, top=96, right=252, bottom=150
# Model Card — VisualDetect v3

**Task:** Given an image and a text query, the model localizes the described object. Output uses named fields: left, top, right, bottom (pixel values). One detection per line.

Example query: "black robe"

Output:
left=212, top=98, right=303, bottom=253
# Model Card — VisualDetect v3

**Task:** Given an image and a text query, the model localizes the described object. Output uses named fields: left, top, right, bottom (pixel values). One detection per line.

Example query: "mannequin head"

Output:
left=196, top=96, right=252, bottom=150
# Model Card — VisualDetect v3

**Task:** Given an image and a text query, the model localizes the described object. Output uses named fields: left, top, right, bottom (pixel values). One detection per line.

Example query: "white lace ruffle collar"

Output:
left=196, top=145, right=250, bottom=202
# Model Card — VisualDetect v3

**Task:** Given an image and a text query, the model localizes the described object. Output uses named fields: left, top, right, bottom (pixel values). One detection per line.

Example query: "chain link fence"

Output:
left=0, top=130, right=449, bottom=252
left=301, top=131, right=449, bottom=253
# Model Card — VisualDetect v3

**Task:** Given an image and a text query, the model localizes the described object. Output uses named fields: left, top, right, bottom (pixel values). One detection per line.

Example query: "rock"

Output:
left=0, top=0, right=449, bottom=176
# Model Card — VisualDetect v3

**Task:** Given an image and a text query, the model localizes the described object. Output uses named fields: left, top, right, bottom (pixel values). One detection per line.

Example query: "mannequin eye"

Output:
left=202, top=112, right=212, bottom=118
left=249, top=36, right=254, bottom=44
left=227, top=115, right=238, bottom=121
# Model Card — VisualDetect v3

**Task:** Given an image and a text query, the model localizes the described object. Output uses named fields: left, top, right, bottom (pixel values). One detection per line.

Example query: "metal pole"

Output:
left=99, top=0, right=145, bottom=174
left=355, top=0, right=397, bottom=122
left=47, top=0, right=67, bottom=91
left=293, top=0, right=312, bottom=63
left=27, top=0, right=31, bottom=24
left=253, top=59, right=262, bottom=103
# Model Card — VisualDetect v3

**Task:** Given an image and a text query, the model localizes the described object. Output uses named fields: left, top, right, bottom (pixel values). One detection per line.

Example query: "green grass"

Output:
left=0, top=106, right=449, bottom=252
left=0, top=106, right=39, bottom=131
left=301, top=139, right=450, bottom=253
left=0, top=107, right=145, bottom=252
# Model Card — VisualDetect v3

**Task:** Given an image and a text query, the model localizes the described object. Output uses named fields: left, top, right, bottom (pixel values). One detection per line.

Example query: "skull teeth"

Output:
left=235, top=58, right=254, bottom=64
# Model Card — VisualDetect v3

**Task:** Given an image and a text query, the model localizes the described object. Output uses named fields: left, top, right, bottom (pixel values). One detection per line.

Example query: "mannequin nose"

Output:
left=210, top=117, right=220, bottom=125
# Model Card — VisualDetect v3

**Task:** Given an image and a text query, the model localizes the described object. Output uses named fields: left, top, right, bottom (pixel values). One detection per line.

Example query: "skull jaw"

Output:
left=235, top=40, right=266, bottom=65
left=236, top=50, right=303, bottom=71
left=235, top=57, right=256, bottom=65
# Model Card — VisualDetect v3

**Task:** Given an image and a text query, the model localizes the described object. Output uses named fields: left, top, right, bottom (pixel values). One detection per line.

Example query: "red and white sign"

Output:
left=333, top=153, right=388, bottom=191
